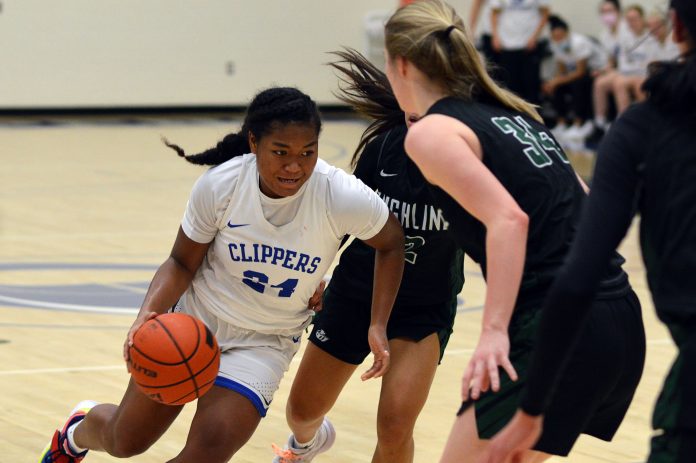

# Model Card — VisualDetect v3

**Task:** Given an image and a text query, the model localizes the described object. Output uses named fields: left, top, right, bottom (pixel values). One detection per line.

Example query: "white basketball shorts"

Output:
left=172, top=302, right=301, bottom=416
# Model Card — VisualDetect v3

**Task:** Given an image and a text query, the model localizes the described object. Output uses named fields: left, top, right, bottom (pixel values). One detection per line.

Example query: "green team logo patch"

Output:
left=491, top=116, right=569, bottom=168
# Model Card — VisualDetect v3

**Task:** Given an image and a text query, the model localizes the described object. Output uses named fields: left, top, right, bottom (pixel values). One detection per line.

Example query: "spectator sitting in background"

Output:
left=610, top=10, right=680, bottom=118
left=646, top=10, right=681, bottom=61
left=611, top=5, right=657, bottom=115
left=544, top=15, right=607, bottom=151
left=589, top=4, right=650, bottom=145
left=597, top=0, right=627, bottom=69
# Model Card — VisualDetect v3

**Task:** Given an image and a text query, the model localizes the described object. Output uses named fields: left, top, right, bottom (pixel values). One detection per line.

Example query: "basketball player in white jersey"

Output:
left=40, top=87, right=405, bottom=463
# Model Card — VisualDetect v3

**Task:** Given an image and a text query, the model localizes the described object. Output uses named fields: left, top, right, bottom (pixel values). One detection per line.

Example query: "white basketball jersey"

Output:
left=180, top=154, right=388, bottom=336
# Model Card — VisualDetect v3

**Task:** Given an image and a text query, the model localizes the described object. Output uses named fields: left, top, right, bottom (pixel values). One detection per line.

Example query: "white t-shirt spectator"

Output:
left=618, top=30, right=654, bottom=76
left=491, top=0, right=550, bottom=50
left=550, top=32, right=607, bottom=72
left=647, top=38, right=681, bottom=62
left=478, top=0, right=492, bottom=36
left=598, top=20, right=630, bottom=63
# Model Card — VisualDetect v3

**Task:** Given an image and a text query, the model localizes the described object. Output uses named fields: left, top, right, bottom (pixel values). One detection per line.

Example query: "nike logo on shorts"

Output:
left=379, top=169, right=398, bottom=177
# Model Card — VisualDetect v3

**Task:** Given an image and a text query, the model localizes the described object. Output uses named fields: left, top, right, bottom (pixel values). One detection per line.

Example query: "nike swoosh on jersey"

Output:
left=379, top=169, right=398, bottom=177
left=227, top=221, right=250, bottom=228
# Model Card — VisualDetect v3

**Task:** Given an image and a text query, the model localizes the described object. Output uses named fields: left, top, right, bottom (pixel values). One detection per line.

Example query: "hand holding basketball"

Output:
left=124, top=310, right=158, bottom=361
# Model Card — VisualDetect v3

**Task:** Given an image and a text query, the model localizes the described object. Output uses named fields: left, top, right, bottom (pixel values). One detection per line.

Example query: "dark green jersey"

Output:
left=327, top=125, right=464, bottom=307
left=425, top=97, right=628, bottom=309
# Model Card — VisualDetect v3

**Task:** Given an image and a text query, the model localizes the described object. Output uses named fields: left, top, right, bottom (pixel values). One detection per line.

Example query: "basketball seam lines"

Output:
left=154, top=317, right=201, bottom=402
left=130, top=319, right=203, bottom=366
left=133, top=351, right=220, bottom=389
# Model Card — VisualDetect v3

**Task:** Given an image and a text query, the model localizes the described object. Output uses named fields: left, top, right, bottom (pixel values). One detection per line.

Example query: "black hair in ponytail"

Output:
left=643, top=55, right=696, bottom=115
left=164, top=87, right=322, bottom=165
left=328, top=48, right=404, bottom=168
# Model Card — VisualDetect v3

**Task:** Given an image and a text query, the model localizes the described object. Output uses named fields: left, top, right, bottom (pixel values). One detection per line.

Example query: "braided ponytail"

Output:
left=164, top=87, right=322, bottom=166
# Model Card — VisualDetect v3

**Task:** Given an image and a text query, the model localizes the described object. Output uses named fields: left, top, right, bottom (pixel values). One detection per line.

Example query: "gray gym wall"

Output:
left=0, top=0, right=668, bottom=109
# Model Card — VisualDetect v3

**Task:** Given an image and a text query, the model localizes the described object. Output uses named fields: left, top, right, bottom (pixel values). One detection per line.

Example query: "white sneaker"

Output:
left=550, top=122, right=569, bottom=140
left=566, top=138, right=586, bottom=152
left=564, top=124, right=589, bottom=152
left=574, top=121, right=594, bottom=140
left=272, top=418, right=336, bottom=462
left=551, top=123, right=573, bottom=150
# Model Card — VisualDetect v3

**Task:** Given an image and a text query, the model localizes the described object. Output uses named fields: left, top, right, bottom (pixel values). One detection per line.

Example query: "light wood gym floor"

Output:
left=0, top=116, right=671, bottom=462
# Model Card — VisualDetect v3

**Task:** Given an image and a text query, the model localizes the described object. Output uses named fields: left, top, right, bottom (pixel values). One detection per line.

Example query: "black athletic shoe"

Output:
left=584, top=126, right=606, bottom=151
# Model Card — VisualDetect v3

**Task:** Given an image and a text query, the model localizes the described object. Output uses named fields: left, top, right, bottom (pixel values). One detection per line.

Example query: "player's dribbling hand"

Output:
left=462, top=328, right=518, bottom=401
left=308, top=280, right=326, bottom=312
left=361, top=324, right=390, bottom=381
left=123, top=311, right=159, bottom=361
left=477, top=410, right=543, bottom=463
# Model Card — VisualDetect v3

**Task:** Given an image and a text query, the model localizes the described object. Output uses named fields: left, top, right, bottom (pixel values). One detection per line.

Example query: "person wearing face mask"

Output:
left=543, top=15, right=608, bottom=151
left=597, top=0, right=627, bottom=68
left=585, top=0, right=625, bottom=149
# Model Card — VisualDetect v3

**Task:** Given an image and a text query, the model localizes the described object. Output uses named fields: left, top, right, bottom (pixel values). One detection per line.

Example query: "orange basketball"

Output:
left=127, top=313, right=220, bottom=405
